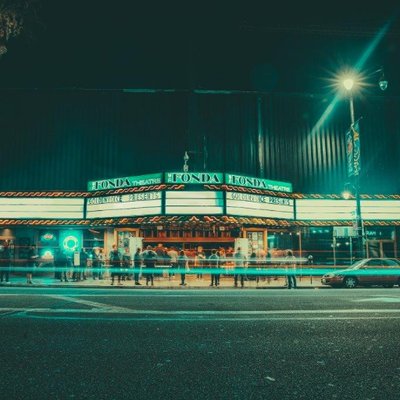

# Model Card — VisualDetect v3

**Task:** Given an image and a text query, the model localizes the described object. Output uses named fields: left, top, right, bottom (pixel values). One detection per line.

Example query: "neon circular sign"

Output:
left=63, top=235, right=79, bottom=252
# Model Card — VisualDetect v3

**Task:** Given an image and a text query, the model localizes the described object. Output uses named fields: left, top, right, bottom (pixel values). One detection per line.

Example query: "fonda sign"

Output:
left=88, top=171, right=292, bottom=192
left=165, top=172, right=224, bottom=185
left=88, top=173, right=162, bottom=191
left=225, top=173, right=292, bottom=193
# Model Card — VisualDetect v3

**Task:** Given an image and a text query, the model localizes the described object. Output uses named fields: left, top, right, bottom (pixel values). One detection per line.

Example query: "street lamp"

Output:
left=341, top=74, right=365, bottom=259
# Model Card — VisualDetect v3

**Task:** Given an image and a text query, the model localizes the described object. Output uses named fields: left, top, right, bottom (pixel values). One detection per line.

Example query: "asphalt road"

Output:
left=1, top=287, right=400, bottom=400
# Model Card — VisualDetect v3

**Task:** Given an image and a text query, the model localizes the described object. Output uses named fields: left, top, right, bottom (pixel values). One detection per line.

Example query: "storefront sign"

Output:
left=165, top=172, right=223, bottom=185
left=226, top=192, right=294, bottom=219
left=165, top=191, right=224, bottom=215
left=87, top=192, right=161, bottom=205
left=86, top=191, right=162, bottom=219
left=0, top=198, right=84, bottom=219
left=296, top=199, right=400, bottom=221
left=361, top=200, right=400, bottom=221
left=225, top=173, right=292, bottom=193
left=59, top=230, right=82, bottom=253
left=296, top=199, right=354, bottom=220
left=88, top=173, right=162, bottom=191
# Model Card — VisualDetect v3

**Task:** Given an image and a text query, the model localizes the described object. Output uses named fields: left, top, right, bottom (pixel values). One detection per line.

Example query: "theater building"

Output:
left=0, top=171, right=398, bottom=265
left=0, top=89, right=399, bottom=264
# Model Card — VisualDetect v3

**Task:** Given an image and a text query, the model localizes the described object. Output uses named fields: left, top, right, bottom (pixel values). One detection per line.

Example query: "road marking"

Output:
left=354, top=297, right=400, bottom=303
left=2, top=308, right=400, bottom=315
left=8, top=314, right=400, bottom=322
left=45, top=294, right=132, bottom=312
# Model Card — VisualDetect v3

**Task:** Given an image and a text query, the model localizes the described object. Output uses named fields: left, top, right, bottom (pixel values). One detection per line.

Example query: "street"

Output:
left=1, top=288, right=400, bottom=399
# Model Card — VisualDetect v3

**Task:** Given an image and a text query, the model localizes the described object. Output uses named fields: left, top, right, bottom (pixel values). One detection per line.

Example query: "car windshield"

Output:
left=348, top=260, right=367, bottom=269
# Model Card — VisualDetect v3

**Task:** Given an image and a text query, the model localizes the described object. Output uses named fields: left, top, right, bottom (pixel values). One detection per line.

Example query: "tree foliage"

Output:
left=0, top=0, right=40, bottom=56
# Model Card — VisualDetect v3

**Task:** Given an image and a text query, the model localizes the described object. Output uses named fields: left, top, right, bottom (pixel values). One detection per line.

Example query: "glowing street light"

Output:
left=339, top=71, right=365, bottom=259
left=343, top=78, right=355, bottom=91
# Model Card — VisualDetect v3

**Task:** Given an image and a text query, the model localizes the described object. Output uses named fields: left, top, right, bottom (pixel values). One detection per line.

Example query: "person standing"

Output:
left=208, top=249, right=220, bottom=287
left=143, top=245, right=157, bottom=286
left=55, top=248, right=68, bottom=282
left=98, top=248, right=105, bottom=279
left=92, top=247, right=100, bottom=280
left=285, top=250, right=297, bottom=289
left=0, top=243, right=11, bottom=284
left=72, top=248, right=81, bottom=281
left=249, top=252, right=259, bottom=286
left=80, top=248, right=88, bottom=280
left=122, top=247, right=132, bottom=281
left=218, top=248, right=226, bottom=274
left=133, top=248, right=142, bottom=285
left=109, top=244, right=122, bottom=286
left=27, top=244, right=38, bottom=284
left=177, top=250, right=189, bottom=286
left=265, top=250, right=272, bottom=284
left=194, top=247, right=206, bottom=279
left=233, top=247, right=247, bottom=288
left=167, top=246, right=178, bottom=279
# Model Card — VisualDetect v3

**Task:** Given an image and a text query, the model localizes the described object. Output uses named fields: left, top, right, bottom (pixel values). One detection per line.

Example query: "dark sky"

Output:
left=0, top=0, right=399, bottom=93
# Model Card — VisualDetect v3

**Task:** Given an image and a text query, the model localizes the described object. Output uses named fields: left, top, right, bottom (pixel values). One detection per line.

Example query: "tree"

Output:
left=0, top=0, right=40, bottom=57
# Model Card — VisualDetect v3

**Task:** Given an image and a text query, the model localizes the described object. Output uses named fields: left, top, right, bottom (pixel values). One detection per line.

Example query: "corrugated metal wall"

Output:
left=0, top=90, right=398, bottom=193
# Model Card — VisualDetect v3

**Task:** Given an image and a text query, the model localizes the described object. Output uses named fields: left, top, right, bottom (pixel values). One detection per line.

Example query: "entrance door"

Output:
left=115, top=229, right=139, bottom=253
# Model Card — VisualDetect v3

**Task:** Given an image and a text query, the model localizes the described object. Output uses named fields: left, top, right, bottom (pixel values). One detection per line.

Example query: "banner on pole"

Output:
left=346, top=120, right=361, bottom=177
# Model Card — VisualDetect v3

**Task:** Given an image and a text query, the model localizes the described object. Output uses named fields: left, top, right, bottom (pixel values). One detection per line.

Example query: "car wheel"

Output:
left=343, top=277, right=357, bottom=288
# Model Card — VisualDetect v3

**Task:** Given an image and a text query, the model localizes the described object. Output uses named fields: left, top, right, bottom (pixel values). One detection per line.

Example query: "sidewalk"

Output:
left=0, top=273, right=324, bottom=289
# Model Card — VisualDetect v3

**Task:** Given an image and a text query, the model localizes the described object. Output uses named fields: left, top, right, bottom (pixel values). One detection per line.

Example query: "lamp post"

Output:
left=342, top=77, right=365, bottom=259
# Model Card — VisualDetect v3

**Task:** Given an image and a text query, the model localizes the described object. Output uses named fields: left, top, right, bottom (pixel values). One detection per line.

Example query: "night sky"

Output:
left=1, top=0, right=399, bottom=94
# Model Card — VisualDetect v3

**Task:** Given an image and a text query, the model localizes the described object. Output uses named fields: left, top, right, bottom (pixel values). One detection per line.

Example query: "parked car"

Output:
left=321, top=258, right=400, bottom=288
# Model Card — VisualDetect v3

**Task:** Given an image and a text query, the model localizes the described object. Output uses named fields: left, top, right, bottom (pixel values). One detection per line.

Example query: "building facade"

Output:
left=0, top=171, right=398, bottom=267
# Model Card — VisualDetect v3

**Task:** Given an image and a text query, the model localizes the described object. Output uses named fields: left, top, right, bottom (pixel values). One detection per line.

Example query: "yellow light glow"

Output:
left=343, top=78, right=355, bottom=91
left=342, top=190, right=352, bottom=200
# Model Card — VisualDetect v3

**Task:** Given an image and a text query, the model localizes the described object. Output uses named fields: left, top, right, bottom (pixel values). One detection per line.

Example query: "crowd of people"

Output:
left=0, top=243, right=301, bottom=289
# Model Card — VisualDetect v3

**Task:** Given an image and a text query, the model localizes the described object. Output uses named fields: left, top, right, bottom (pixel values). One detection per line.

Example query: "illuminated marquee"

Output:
left=165, top=191, right=224, bottom=215
left=225, top=173, right=292, bottom=193
left=296, top=199, right=400, bottom=221
left=0, top=198, right=84, bottom=219
left=86, top=191, right=162, bottom=218
left=226, top=192, right=294, bottom=219
left=88, top=173, right=162, bottom=191
left=361, top=200, right=400, bottom=221
left=165, top=172, right=223, bottom=185
left=296, top=199, right=354, bottom=220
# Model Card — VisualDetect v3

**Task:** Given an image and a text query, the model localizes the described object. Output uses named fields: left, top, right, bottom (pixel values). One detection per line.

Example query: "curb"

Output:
left=0, top=283, right=326, bottom=290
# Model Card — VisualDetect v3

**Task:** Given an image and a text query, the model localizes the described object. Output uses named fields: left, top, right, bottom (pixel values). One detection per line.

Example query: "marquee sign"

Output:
left=226, top=192, right=294, bottom=219
left=165, top=191, right=224, bottom=215
left=88, top=173, right=162, bottom=191
left=296, top=199, right=354, bottom=220
left=0, top=198, right=84, bottom=219
left=225, top=173, right=292, bottom=193
left=88, top=171, right=292, bottom=193
left=165, top=172, right=224, bottom=185
left=296, top=199, right=400, bottom=221
left=361, top=200, right=400, bottom=221
left=86, top=191, right=162, bottom=218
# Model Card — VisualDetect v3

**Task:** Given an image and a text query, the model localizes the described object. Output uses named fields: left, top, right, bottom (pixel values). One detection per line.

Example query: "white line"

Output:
left=45, top=294, right=132, bottom=312
left=5, top=312, right=400, bottom=322
left=2, top=308, right=400, bottom=315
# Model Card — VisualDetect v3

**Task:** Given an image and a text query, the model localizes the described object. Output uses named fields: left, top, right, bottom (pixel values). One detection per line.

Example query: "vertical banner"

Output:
left=352, top=120, right=361, bottom=176
left=346, top=128, right=354, bottom=177
left=346, top=120, right=361, bottom=178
